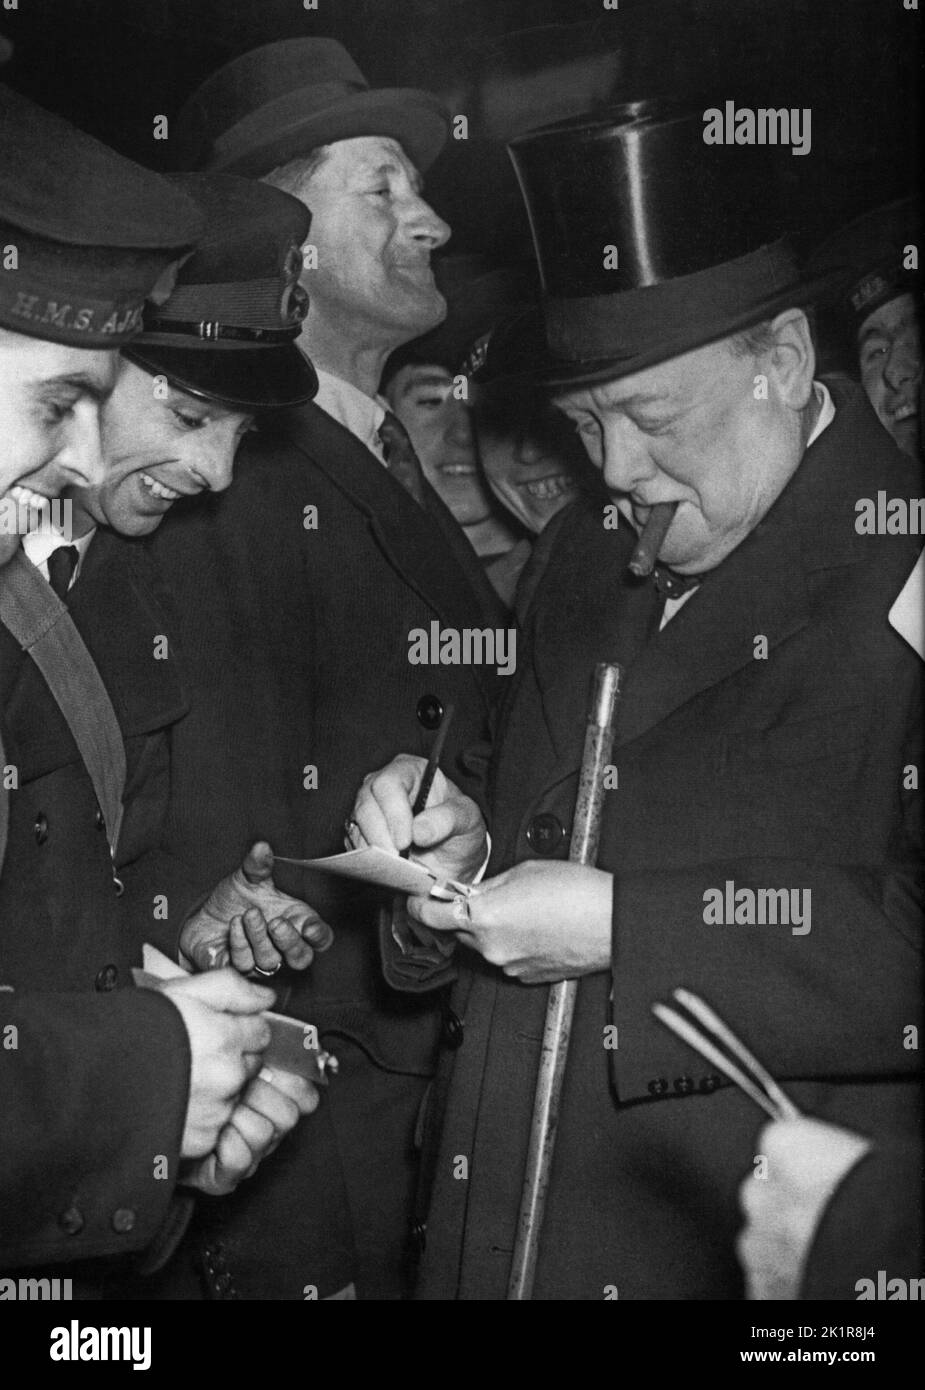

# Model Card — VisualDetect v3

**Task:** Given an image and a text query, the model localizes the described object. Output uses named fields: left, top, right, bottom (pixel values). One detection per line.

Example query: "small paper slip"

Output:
left=272, top=845, right=471, bottom=900
left=133, top=944, right=337, bottom=1086
left=889, top=551, right=924, bottom=660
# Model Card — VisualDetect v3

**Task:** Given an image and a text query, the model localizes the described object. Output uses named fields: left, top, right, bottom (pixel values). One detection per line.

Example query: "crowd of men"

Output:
left=1, top=33, right=921, bottom=1303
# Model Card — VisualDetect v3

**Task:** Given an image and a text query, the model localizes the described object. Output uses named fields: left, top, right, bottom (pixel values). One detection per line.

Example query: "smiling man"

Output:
left=810, top=198, right=922, bottom=460
left=351, top=101, right=923, bottom=1300
left=158, top=38, right=505, bottom=1301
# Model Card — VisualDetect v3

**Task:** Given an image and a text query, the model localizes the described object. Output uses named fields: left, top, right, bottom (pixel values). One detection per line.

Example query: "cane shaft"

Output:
left=507, top=662, right=623, bottom=1300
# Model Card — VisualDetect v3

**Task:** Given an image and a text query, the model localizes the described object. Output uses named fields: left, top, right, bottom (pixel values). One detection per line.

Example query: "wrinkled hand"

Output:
left=408, top=859, right=613, bottom=984
left=180, top=840, right=334, bottom=975
left=350, top=754, right=488, bottom=885
left=161, top=969, right=275, bottom=1160
left=182, top=1065, right=320, bottom=1196
left=737, top=1117, right=872, bottom=1300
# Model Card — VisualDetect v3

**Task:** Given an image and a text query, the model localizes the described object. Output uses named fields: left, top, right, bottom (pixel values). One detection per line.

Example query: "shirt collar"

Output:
left=806, top=380, right=835, bottom=449
left=313, top=368, right=389, bottom=462
left=22, top=516, right=96, bottom=585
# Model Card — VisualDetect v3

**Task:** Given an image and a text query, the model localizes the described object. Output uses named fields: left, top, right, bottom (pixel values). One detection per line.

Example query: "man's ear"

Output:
left=767, top=308, right=816, bottom=409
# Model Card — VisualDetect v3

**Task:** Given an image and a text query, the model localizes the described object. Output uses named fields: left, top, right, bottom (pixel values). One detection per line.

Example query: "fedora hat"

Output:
left=175, top=38, right=450, bottom=177
left=485, top=97, right=834, bottom=388
left=124, top=172, right=317, bottom=411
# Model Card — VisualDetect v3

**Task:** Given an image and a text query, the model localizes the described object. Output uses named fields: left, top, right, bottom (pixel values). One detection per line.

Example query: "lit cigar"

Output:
left=628, top=500, right=678, bottom=578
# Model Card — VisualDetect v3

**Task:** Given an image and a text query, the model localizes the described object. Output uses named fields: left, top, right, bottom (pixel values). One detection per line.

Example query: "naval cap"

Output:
left=125, top=172, right=317, bottom=410
left=0, top=84, right=203, bottom=348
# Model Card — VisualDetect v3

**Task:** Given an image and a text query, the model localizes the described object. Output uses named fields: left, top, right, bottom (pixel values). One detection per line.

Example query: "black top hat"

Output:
left=175, top=38, right=450, bottom=178
left=492, top=98, right=831, bottom=388
left=807, top=196, right=922, bottom=331
left=124, top=173, right=317, bottom=411
left=0, top=85, right=202, bottom=348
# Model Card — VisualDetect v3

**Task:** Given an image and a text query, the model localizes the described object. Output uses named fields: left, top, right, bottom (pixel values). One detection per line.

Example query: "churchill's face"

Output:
left=0, top=330, right=115, bottom=564
left=553, top=310, right=816, bottom=574
left=857, top=293, right=921, bottom=459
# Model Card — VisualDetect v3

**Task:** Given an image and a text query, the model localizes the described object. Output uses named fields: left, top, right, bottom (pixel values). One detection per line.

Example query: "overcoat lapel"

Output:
left=280, top=402, right=503, bottom=693
left=532, top=458, right=814, bottom=780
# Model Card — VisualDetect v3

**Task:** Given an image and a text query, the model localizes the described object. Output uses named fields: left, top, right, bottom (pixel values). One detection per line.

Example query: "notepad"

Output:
left=272, top=845, right=471, bottom=899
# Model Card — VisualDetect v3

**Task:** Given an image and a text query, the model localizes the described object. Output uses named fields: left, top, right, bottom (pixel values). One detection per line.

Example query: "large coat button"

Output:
left=58, top=1205, right=84, bottom=1235
left=94, top=807, right=106, bottom=831
left=95, top=964, right=119, bottom=992
left=441, top=1008, right=464, bottom=1050
left=416, top=695, right=444, bottom=730
left=525, top=812, right=565, bottom=855
left=112, top=1207, right=136, bottom=1234
left=34, top=813, right=49, bottom=845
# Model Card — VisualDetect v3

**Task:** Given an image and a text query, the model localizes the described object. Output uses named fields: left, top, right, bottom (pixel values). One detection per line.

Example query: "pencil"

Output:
left=401, top=702, right=456, bottom=858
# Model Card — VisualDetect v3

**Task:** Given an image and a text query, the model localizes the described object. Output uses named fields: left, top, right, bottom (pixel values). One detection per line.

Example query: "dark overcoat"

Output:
left=0, top=532, right=193, bottom=1289
left=152, top=401, right=505, bottom=1298
left=416, top=381, right=924, bottom=1300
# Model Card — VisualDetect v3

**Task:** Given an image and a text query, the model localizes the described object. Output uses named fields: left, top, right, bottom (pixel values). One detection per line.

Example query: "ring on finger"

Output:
left=451, top=893, right=472, bottom=926
left=251, top=961, right=282, bottom=978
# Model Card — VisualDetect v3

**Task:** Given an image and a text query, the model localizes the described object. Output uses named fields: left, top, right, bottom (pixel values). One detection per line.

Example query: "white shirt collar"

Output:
left=22, top=518, right=96, bottom=589
left=313, top=368, right=389, bottom=463
left=806, top=379, right=835, bottom=449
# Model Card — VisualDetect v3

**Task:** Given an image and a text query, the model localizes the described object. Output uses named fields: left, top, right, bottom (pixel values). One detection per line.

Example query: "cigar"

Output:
left=628, top=501, right=678, bottom=578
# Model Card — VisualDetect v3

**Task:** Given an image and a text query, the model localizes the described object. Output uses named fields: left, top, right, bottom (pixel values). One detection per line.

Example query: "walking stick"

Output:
left=507, top=661, right=623, bottom=1301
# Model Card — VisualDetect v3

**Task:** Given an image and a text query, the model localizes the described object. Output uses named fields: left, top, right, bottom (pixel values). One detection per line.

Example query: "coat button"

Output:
left=525, top=812, right=565, bottom=856
left=410, top=1220, right=427, bottom=1255
left=95, top=964, right=119, bottom=992
left=94, top=807, right=106, bottom=831
left=647, top=1078, right=669, bottom=1096
left=673, top=1076, right=694, bottom=1095
left=112, top=1207, right=136, bottom=1234
left=34, top=813, right=49, bottom=845
left=699, top=1074, right=722, bottom=1094
left=58, top=1205, right=84, bottom=1235
left=416, top=695, right=444, bottom=730
left=441, top=1008, right=464, bottom=1050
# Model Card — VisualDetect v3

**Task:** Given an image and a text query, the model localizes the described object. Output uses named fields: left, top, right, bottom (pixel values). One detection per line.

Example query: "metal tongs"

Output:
left=652, top=987, right=801, bottom=1121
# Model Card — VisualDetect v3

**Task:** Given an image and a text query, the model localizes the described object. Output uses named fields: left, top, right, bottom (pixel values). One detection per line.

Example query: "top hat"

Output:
left=175, top=38, right=450, bottom=177
left=807, top=196, right=921, bottom=331
left=0, top=84, right=202, bottom=348
left=124, top=173, right=317, bottom=411
left=488, top=97, right=832, bottom=388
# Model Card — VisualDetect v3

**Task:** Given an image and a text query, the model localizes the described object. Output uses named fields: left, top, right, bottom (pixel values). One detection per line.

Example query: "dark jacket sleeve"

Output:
left=0, top=987, right=191, bottom=1268
left=801, top=1140, right=924, bottom=1299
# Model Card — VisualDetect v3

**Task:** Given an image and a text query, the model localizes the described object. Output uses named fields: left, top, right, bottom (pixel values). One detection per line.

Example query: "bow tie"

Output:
left=653, top=565, right=703, bottom=600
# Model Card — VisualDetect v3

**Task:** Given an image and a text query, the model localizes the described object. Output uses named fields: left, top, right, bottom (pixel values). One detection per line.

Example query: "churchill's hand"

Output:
left=181, top=841, right=334, bottom=975
left=182, top=1065, right=320, bottom=1197
left=408, top=859, right=613, bottom=984
left=737, top=1117, right=872, bottom=1300
left=350, top=753, right=488, bottom=885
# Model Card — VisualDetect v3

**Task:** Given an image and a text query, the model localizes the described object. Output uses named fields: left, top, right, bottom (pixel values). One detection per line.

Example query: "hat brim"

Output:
left=480, top=270, right=840, bottom=390
left=213, top=90, right=449, bottom=177
left=125, top=343, right=318, bottom=411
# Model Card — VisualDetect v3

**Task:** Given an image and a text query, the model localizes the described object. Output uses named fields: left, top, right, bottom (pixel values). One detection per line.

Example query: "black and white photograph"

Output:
left=0, top=0, right=922, bottom=1359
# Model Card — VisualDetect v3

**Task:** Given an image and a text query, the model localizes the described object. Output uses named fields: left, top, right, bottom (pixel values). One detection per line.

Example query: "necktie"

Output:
left=377, top=410, right=428, bottom=508
left=47, top=544, right=79, bottom=601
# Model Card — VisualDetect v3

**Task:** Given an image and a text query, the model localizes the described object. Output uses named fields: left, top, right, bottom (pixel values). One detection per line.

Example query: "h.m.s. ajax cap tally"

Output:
left=125, top=172, right=317, bottom=411
left=0, top=84, right=203, bottom=348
